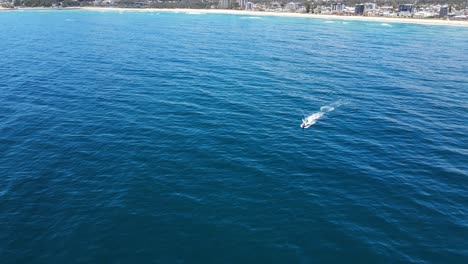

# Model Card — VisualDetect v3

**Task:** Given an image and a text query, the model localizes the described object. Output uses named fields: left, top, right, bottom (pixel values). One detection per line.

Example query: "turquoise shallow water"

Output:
left=1, top=10, right=468, bottom=263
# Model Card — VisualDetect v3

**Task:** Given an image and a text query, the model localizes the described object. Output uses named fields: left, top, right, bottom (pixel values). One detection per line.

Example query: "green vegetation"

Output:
left=10, top=0, right=212, bottom=8
left=61, top=0, right=81, bottom=7
left=15, top=0, right=57, bottom=7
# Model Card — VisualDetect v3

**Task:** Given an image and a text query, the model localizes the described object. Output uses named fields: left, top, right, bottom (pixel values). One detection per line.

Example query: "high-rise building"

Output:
left=439, top=5, right=449, bottom=17
left=237, top=0, right=247, bottom=9
left=220, top=0, right=231, bottom=9
left=355, top=4, right=365, bottom=15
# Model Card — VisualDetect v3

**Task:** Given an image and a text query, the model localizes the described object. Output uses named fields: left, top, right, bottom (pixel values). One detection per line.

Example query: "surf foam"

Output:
left=241, top=16, right=263, bottom=20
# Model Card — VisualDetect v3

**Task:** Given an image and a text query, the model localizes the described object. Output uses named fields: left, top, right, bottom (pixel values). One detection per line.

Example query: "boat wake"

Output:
left=300, top=102, right=341, bottom=129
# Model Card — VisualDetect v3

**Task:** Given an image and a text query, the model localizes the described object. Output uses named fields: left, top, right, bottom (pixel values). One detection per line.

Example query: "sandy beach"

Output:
left=77, top=7, right=468, bottom=27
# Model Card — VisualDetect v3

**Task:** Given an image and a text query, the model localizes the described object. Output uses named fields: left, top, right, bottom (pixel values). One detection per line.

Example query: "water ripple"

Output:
left=0, top=10, right=467, bottom=264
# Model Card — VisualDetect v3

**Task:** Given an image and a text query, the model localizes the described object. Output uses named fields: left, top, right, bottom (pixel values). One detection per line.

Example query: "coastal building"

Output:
left=439, top=5, right=449, bottom=17
left=321, top=6, right=332, bottom=14
left=237, top=0, right=247, bottom=9
left=343, top=6, right=356, bottom=15
left=331, top=3, right=345, bottom=12
left=355, top=4, right=365, bottom=15
left=246, top=1, right=254, bottom=10
left=268, top=2, right=282, bottom=11
left=398, top=4, right=414, bottom=13
left=285, top=2, right=304, bottom=11
left=354, top=2, right=378, bottom=16
left=0, top=0, right=14, bottom=6
left=365, top=3, right=377, bottom=10
left=219, top=0, right=231, bottom=9
left=381, top=6, right=396, bottom=17
left=398, top=4, right=414, bottom=17
left=414, top=11, right=436, bottom=18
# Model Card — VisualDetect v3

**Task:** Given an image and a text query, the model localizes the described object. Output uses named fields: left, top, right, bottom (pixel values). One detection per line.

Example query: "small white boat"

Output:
left=300, top=112, right=323, bottom=129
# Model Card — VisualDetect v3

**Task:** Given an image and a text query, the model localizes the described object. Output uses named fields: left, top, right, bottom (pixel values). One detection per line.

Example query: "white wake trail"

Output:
left=301, top=102, right=342, bottom=129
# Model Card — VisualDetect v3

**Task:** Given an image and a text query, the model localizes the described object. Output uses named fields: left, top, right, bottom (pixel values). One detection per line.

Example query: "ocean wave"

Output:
left=241, top=16, right=263, bottom=20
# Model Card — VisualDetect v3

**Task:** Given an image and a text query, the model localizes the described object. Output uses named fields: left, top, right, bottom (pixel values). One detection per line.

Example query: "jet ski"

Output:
left=300, top=118, right=312, bottom=129
left=300, top=112, right=323, bottom=129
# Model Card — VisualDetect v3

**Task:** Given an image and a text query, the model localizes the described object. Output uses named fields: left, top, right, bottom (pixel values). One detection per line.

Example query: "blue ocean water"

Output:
left=1, top=10, right=467, bottom=263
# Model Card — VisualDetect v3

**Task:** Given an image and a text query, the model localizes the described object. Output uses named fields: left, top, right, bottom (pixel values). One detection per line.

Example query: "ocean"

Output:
left=1, top=10, right=467, bottom=263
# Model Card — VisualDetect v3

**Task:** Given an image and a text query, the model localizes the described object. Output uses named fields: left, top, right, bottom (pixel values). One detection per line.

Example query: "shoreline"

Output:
left=4, top=6, right=468, bottom=27
left=83, top=7, right=468, bottom=27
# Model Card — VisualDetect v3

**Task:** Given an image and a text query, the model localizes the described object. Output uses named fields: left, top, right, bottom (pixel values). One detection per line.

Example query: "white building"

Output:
left=219, top=0, right=231, bottom=9
left=246, top=1, right=254, bottom=10
left=286, top=2, right=304, bottom=11
left=364, top=3, right=377, bottom=10
left=414, top=11, right=436, bottom=18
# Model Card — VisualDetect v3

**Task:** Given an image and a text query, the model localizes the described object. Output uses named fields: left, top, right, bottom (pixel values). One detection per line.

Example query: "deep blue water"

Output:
left=1, top=10, right=468, bottom=263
